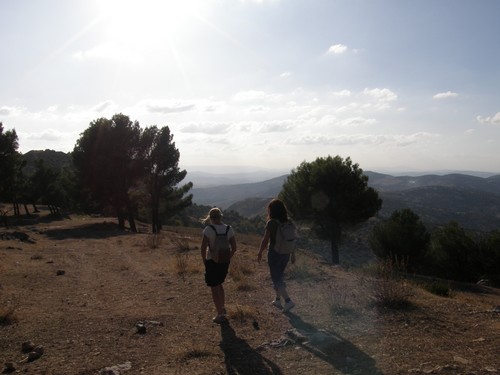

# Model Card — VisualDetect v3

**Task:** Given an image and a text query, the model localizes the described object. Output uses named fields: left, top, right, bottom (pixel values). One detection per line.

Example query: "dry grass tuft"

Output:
left=229, top=259, right=254, bottom=282
left=228, top=304, right=257, bottom=323
left=371, top=260, right=413, bottom=309
left=147, top=233, right=164, bottom=249
left=172, top=235, right=191, bottom=252
left=325, top=281, right=361, bottom=317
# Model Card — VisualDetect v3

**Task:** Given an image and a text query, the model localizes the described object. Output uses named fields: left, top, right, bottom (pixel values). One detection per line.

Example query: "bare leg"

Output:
left=211, top=285, right=225, bottom=315
left=277, top=285, right=290, bottom=301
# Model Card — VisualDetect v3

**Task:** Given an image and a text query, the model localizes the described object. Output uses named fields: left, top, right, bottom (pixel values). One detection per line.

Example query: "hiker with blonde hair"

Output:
left=200, top=207, right=237, bottom=324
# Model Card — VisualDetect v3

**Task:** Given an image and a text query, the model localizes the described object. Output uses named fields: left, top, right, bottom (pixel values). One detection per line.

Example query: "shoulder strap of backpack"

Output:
left=224, top=225, right=231, bottom=235
left=208, top=224, right=217, bottom=234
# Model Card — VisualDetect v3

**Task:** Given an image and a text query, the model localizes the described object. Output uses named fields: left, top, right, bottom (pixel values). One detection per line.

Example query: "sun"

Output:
left=93, top=0, right=210, bottom=49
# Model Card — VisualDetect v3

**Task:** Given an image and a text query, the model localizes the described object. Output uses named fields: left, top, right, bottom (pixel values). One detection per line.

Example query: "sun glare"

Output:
left=94, top=0, right=209, bottom=49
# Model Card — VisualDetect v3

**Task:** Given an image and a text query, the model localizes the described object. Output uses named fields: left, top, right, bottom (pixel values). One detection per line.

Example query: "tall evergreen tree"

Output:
left=280, top=155, right=381, bottom=264
left=139, top=125, right=192, bottom=233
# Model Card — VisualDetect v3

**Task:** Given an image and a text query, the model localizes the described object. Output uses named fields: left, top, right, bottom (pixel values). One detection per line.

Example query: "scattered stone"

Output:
left=2, top=362, right=15, bottom=373
left=97, top=361, right=132, bottom=375
left=21, top=341, right=35, bottom=353
left=27, top=351, right=41, bottom=362
left=136, top=323, right=146, bottom=334
left=492, top=305, right=500, bottom=313
left=56, top=270, right=65, bottom=276
left=453, top=355, right=470, bottom=365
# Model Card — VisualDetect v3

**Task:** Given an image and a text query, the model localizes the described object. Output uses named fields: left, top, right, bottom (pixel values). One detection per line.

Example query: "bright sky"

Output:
left=1, top=0, right=500, bottom=174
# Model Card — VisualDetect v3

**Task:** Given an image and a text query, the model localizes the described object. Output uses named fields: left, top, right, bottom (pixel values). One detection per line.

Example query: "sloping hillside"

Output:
left=1, top=212, right=499, bottom=374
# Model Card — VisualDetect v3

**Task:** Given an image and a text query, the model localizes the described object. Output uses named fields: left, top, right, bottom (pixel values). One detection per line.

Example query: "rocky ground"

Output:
left=0, top=211, right=499, bottom=375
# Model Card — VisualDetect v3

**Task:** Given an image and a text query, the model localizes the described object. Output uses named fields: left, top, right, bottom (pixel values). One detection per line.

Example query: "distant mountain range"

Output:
left=192, top=171, right=500, bottom=231
left=21, top=150, right=500, bottom=231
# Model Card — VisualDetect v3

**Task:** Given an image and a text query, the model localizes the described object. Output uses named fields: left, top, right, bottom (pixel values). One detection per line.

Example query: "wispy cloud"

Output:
left=362, top=88, right=397, bottom=110
left=327, top=43, right=348, bottom=55
left=147, top=101, right=196, bottom=114
left=433, top=91, right=458, bottom=99
left=477, top=112, right=500, bottom=125
left=180, top=122, right=232, bottom=134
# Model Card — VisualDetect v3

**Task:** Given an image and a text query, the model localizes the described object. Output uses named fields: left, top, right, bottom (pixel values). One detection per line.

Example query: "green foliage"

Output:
left=370, top=208, right=430, bottom=272
left=73, top=114, right=192, bottom=232
left=173, top=203, right=265, bottom=234
left=428, top=221, right=480, bottom=282
left=140, top=125, right=192, bottom=232
left=0, top=123, right=23, bottom=203
left=478, top=230, right=500, bottom=286
left=280, top=155, right=381, bottom=263
left=420, top=280, right=453, bottom=297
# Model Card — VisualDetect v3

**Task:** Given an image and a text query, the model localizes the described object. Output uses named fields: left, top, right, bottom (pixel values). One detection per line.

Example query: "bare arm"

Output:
left=201, top=235, right=209, bottom=262
left=257, top=228, right=271, bottom=262
left=229, top=236, right=237, bottom=259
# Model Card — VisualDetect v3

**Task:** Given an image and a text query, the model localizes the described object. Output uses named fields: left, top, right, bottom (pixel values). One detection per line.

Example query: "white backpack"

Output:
left=208, top=225, right=231, bottom=263
left=274, top=221, right=296, bottom=254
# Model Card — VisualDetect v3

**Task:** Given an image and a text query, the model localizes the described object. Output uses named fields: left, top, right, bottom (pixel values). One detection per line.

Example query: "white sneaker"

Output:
left=283, top=300, right=295, bottom=312
left=271, top=299, right=283, bottom=309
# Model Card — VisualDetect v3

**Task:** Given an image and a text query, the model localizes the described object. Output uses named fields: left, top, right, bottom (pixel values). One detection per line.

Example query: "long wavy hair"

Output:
left=267, top=198, right=289, bottom=222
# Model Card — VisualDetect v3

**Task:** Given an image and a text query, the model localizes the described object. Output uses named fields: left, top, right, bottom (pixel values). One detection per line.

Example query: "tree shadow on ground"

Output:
left=42, top=222, right=131, bottom=240
left=286, top=312, right=384, bottom=375
left=220, top=322, right=283, bottom=375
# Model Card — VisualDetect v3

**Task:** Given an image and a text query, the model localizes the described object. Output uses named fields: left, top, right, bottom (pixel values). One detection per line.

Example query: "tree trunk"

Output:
left=118, top=214, right=126, bottom=230
left=128, top=215, right=137, bottom=233
left=331, top=239, right=340, bottom=264
left=23, top=203, right=30, bottom=216
left=13, top=203, right=20, bottom=216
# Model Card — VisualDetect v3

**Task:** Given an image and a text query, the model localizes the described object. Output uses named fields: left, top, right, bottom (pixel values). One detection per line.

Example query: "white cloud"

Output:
left=147, top=101, right=196, bottom=114
left=287, top=132, right=439, bottom=147
left=327, top=44, right=348, bottom=55
left=180, top=122, right=232, bottom=134
left=92, top=100, right=116, bottom=113
left=280, top=71, right=292, bottom=78
left=476, top=112, right=500, bottom=125
left=232, top=90, right=280, bottom=103
left=329, top=90, right=351, bottom=98
left=362, top=88, right=398, bottom=110
left=433, top=91, right=459, bottom=99
left=0, top=106, right=25, bottom=117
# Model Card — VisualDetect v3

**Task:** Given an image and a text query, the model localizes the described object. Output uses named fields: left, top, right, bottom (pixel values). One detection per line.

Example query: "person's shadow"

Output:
left=220, top=322, right=283, bottom=375
left=286, top=313, right=383, bottom=375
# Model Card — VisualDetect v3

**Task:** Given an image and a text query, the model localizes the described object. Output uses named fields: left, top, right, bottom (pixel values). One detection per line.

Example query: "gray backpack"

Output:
left=208, top=225, right=231, bottom=263
left=274, top=221, right=296, bottom=254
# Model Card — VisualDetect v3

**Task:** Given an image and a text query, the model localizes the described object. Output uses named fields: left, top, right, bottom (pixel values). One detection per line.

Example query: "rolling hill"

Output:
left=192, top=172, right=500, bottom=231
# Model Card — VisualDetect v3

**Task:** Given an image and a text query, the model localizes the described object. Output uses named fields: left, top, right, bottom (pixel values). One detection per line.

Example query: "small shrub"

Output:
left=421, top=280, right=453, bottom=297
left=174, top=253, right=189, bottom=276
left=372, top=259, right=413, bottom=309
left=172, top=236, right=190, bottom=252
left=326, top=282, right=359, bottom=317
left=31, top=254, right=43, bottom=260
left=373, top=278, right=412, bottom=309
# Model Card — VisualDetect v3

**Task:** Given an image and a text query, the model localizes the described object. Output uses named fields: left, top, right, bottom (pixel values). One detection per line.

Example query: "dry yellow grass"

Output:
left=0, top=210, right=499, bottom=375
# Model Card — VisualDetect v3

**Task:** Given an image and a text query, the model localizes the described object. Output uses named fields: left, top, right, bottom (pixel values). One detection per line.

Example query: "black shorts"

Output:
left=204, top=259, right=230, bottom=287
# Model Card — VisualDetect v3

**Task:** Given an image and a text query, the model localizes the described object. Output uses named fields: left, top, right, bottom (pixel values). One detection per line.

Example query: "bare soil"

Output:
left=0, top=210, right=499, bottom=375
